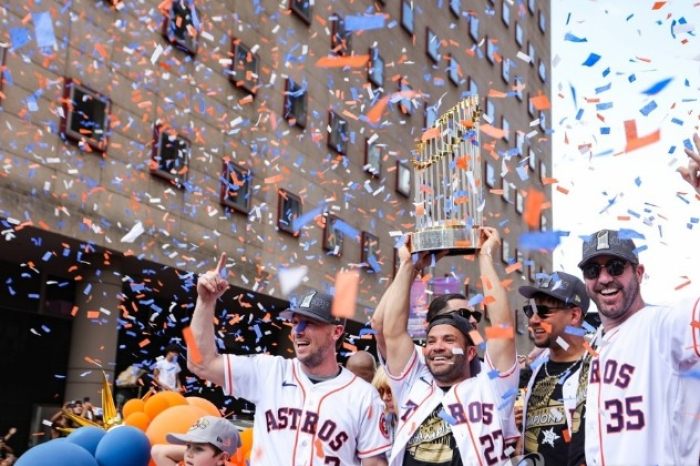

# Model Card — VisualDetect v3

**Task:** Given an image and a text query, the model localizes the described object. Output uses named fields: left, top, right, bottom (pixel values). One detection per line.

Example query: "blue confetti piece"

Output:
left=333, top=219, right=360, bottom=241
left=671, top=118, right=683, bottom=126
left=600, top=127, right=610, bottom=135
left=41, top=251, right=52, bottom=261
left=635, top=177, right=641, bottom=187
left=641, top=77, right=673, bottom=96
left=596, top=102, right=613, bottom=111
left=564, top=326, right=586, bottom=337
left=628, top=74, right=636, bottom=83
left=575, top=108, right=584, bottom=120
left=468, top=294, right=484, bottom=307
left=518, top=231, right=563, bottom=252
left=501, top=387, right=517, bottom=400
left=10, top=28, right=31, bottom=51
left=602, top=67, right=610, bottom=77
left=581, top=321, right=596, bottom=334
left=344, top=14, right=385, bottom=31
left=516, top=165, right=529, bottom=181
left=253, top=324, right=263, bottom=340
left=83, top=283, right=92, bottom=295
left=564, top=32, right=587, bottom=42
left=617, top=228, right=645, bottom=240
left=359, top=328, right=376, bottom=336
left=595, top=83, right=611, bottom=94
left=633, top=245, right=648, bottom=255
left=683, top=139, right=694, bottom=151
left=33, top=11, right=57, bottom=50
left=294, top=322, right=308, bottom=333
left=438, top=409, right=458, bottom=425
left=368, top=255, right=381, bottom=273
left=677, top=193, right=690, bottom=205
left=581, top=53, right=601, bottom=67
left=292, top=205, right=325, bottom=234
left=639, top=101, right=657, bottom=116
left=487, top=369, right=499, bottom=380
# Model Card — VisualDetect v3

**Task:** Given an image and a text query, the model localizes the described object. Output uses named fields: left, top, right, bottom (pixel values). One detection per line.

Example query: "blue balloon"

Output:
left=67, top=426, right=106, bottom=456
left=16, top=440, right=99, bottom=466
left=95, top=426, right=150, bottom=466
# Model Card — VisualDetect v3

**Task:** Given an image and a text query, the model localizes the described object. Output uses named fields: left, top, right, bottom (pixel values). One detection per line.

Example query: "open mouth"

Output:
left=296, top=341, right=310, bottom=348
left=599, top=288, right=619, bottom=297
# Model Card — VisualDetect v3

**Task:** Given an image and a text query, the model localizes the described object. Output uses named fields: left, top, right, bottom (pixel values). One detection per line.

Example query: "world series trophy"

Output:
left=409, top=96, right=483, bottom=255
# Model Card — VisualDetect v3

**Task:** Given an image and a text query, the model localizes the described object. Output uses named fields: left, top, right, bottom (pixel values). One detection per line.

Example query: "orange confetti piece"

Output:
left=563, top=428, right=571, bottom=443
left=86, top=311, right=100, bottom=319
left=482, top=295, right=496, bottom=306
left=264, top=174, right=284, bottom=184
left=651, top=1, right=666, bottom=9
left=366, top=96, right=389, bottom=124
left=138, top=338, right=150, bottom=348
left=530, top=93, right=551, bottom=110
left=421, top=127, right=440, bottom=142
left=523, top=188, right=546, bottom=229
left=505, top=262, right=522, bottom=274
left=624, top=120, right=660, bottom=153
left=316, top=55, right=370, bottom=68
left=331, top=271, right=359, bottom=319
left=582, top=341, right=599, bottom=357
left=485, top=326, right=514, bottom=339
left=479, top=124, right=506, bottom=140
left=183, top=327, right=202, bottom=364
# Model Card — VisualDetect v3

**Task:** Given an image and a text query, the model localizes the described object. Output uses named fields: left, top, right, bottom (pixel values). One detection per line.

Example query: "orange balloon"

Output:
left=143, top=392, right=172, bottom=420
left=240, top=427, right=253, bottom=459
left=122, top=398, right=145, bottom=419
left=124, top=412, right=151, bottom=432
left=145, top=405, right=209, bottom=446
left=159, top=391, right=187, bottom=408
left=185, top=397, right=221, bottom=417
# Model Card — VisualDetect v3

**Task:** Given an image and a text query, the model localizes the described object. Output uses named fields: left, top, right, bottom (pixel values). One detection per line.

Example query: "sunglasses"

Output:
left=452, top=308, right=482, bottom=323
left=523, top=304, right=571, bottom=319
left=581, top=259, right=632, bottom=280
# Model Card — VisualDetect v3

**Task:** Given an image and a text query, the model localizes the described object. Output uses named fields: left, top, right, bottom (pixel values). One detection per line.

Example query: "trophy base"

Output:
left=409, top=228, right=480, bottom=256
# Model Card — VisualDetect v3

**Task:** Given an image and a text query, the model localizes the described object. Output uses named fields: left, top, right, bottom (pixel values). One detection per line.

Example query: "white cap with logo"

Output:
left=166, top=416, right=241, bottom=455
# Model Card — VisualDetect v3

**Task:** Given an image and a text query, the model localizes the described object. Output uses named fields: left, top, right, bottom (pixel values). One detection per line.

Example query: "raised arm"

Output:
left=187, top=253, right=230, bottom=387
left=679, top=133, right=700, bottom=195
left=370, top=280, right=391, bottom=360
left=478, top=227, right=516, bottom=372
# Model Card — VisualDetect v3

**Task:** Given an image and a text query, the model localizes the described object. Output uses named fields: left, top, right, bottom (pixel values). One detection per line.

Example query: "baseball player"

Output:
left=578, top=229, right=700, bottom=465
left=188, top=253, right=390, bottom=466
left=381, top=227, right=518, bottom=465
left=517, top=271, right=590, bottom=465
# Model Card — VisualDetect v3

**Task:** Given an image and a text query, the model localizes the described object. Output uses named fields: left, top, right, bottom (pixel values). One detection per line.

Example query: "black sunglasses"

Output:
left=581, top=259, right=632, bottom=280
left=452, top=308, right=482, bottom=323
left=523, top=304, right=571, bottom=319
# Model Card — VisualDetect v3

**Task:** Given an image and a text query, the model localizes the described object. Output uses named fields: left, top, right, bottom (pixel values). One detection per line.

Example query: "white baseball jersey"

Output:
left=386, top=347, right=519, bottom=466
left=223, top=354, right=391, bottom=465
left=585, top=297, right=700, bottom=466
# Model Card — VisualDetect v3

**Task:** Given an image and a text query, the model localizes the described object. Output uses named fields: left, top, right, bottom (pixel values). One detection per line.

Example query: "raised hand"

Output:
left=679, top=133, right=700, bottom=195
left=197, top=253, right=230, bottom=305
left=477, top=226, right=501, bottom=258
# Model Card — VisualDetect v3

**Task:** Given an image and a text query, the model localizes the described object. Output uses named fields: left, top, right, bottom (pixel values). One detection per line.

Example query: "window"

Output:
left=486, top=37, right=496, bottom=64
left=514, top=75, right=524, bottom=101
left=290, top=0, right=311, bottom=24
left=515, top=23, right=524, bottom=47
left=369, top=46, right=385, bottom=89
left=151, top=125, right=190, bottom=188
left=485, top=162, right=496, bottom=188
left=516, top=131, right=525, bottom=156
left=502, top=0, right=510, bottom=26
left=527, top=92, right=536, bottom=116
left=502, top=116, right=510, bottom=142
left=528, top=0, right=535, bottom=14
left=528, top=262, right=537, bottom=282
left=538, top=59, right=547, bottom=83
left=220, top=160, right=252, bottom=213
left=230, top=40, right=259, bottom=95
left=361, top=232, right=380, bottom=272
left=401, top=0, right=414, bottom=35
left=425, top=105, right=438, bottom=129
left=328, top=111, right=348, bottom=154
left=528, top=42, right=535, bottom=66
left=469, top=15, right=479, bottom=42
left=469, top=78, right=478, bottom=96
left=365, top=137, right=382, bottom=177
left=162, top=0, right=199, bottom=55
left=399, top=78, right=413, bottom=115
left=331, top=15, right=352, bottom=56
left=450, top=0, right=461, bottom=18
left=529, top=148, right=536, bottom=170
left=501, top=58, right=510, bottom=84
left=485, top=99, right=495, bottom=123
left=396, top=161, right=411, bottom=197
left=502, top=176, right=512, bottom=202
left=61, top=79, right=111, bottom=153
left=278, top=189, right=302, bottom=236
left=501, top=239, right=511, bottom=264
left=516, top=190, right=524, bottom=214
left=426, top=28, right=441, bottom=63
left=539, top=110, right=547, bottom=131
left=539, top=161, right=547, bottom=182
left=448, top=55, right=460, bottom=85
left=538, top=9, right=546, bottom=33
left=540, top=213, right=548, bottom=232
left=323, top=214, right=344, bottom=256
left=283, top=78, right=308, bottom=128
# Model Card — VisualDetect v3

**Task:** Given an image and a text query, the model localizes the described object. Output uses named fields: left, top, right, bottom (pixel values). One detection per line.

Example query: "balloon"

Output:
left=124, top=412, right=151, bottom=432
left=95, top=426, right=151, bottom=466
left=66, top=426, right=106, bottom=456
left=185, top=396, right=221, bottom=417
left=158, top=390, right=187, bottom=408
left=230, top=427, right=253, bottom=465
left=122, top=398, right=145, bottom=419
left=16, top=440, right=99, bottom=466
left=145, top=405, right=208, bottom=446
left=143, top=392, right=171, bottom=420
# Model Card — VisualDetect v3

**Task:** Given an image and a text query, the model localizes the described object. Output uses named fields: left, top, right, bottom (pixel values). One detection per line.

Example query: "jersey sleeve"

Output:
left=385, top=345, right=425, bottom=405
left=356, top=388, right=392, bottom=459
left=656, top=297, right=700, bottom=373
left=222, top=353, right=277, bottom=403
left=481, top=352, right=519, bottom=436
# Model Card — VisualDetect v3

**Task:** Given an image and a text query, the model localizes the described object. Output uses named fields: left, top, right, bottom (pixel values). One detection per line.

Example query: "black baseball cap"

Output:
left=518, top=271, right=590, bottom=313
left=280, top=291, right=345, bottom=326
left=426, top=313, right=481, bottom=376
left=578, top=229, right=639, bottom=268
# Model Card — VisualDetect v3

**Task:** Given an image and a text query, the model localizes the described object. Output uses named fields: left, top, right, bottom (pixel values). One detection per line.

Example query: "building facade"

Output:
left=0, top=0, right=551, bottom=453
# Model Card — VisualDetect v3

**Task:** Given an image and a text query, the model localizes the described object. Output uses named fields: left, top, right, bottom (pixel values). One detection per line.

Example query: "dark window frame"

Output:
left=322, top=214, right=344, bottom=256
left=449, top=0, right=461, bottom=18
left=283, top=78, right=308, bottom=128
left=277, top=189, right=302, bottom=236
left=396, top=161, right=411, bottom=197
left=401, top=0, right=415, bottom=35
left=220, top=160, right=252, bottom=214
left=61, top=79, right=112, bottom=153
left=150, top=124, right=191, bottom=188
left=230, top=39, right=259, bottom=95
left=290, top=0, right=312, bottom=24
left=328, top=111, right=349, bottom=155
left=361, top=231, right=380, bottom=272
left=162, top=0, right=199, bottom=56
left=399, top=78, right=413, bottom=115
left=364, top=137, right=382, bottom=178
left=331, top=14, right=352, bottom=56
left=426, top=28, right=441, bottom=63
left=368, top=46, right=385, bottom=89
left=448, top=54, right=460, bottom=86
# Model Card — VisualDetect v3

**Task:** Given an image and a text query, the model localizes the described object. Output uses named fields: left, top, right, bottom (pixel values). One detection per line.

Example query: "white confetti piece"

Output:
left=120, top=221, right=144, bottom=243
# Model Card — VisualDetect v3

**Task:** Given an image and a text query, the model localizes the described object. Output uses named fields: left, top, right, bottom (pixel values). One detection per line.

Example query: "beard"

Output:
left=593, top=274, right=641, bottom=322
left=426, top=352, right=468, bottom=385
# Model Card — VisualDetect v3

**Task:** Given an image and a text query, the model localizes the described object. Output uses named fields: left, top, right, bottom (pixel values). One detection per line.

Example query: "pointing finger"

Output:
left=215, top=252, right=228, bottom=276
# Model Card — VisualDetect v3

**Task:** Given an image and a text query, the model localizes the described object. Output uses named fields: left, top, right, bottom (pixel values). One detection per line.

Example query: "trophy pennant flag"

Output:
left=410, top=95, right=483, bottom=255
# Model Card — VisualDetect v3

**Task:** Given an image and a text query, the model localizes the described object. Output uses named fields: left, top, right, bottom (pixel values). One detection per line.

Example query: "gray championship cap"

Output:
left=518, top=271, right=590, bottom=313
left=578, top=229, right=638, bottom=268
left=166, top=416, right=241, bottom=455
left=280, top=290, right=345, bottom=325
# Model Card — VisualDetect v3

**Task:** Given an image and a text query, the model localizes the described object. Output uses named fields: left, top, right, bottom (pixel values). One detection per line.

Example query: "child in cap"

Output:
left=151, top=416, right=240, bottom=466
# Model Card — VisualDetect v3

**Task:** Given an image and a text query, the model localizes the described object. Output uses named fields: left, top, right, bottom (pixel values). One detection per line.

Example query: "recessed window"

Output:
left=469, top=78, right=479, bottom=96
left=426, top=28, right=441, bottom=63
left=220, top=160, right=252, bottom=214
left=538, top=59, right=547, bottom=82
left=151, top=125, right=190, bottom=188
left=396, top=161, right=411, bottom=197
left=283, top=78, right=308, bottom=128
left=469, top=15, right=479, bottom=42
left=425, top=105, right=438, bottom=129
left=502, top=116, right=510, bottom=142
left=290, top=0, right=311, bottom=24
left=539, top=110, right=547, bottom=131
left=450, top=0, right=461, bottom=18
left=278, top=189, right=302, bottom=236
left=527, top=92, right=535, bottom=117
left=365, top=137, right=382, bottom=177
left=502, top=176, right=512, bottom=203
left=328, top=111, right=348, bottom=155
left=516, top=131, right=525, bottom=156
left=528, top=42, right=535, bottom=66
left=485, top=99, right=495, bottom=123
left=401, top=0, right=414, bottom=35
left=514, top=76, right=524, bottom=101
left=399, top=78, right=413, bottom=115
left=539, top=161, right=547, bottom=182
left=515, top=23, right=523, bottom=46
left=162, top=0, right=199, bottom=55
left=538, top=9, right=546, bottom=33
left=540, top=213, right=548, bottom=232
left=323, top=214, right=344, bottom=256
left=516, top=190, right=524, bottom=214
left=331, top=15, right=352, bottom=56
left=61, top=79, right=111, bottom=153
left=502, top=0, right=510, bottom=26
left=529, top=148, right=536, bottom=170
left=361, top=231, right=380, bottom=272
left=230, top=40, right=259, bottom=95
left=501, top=239, right=511, bottom=264
left=369, top=46, right=385, bottom=88
left=528, top=0, right=535, bottom=14
left=485, top=162, right=496, bottom=188
left=448, top=54, right=460, bottom=85
left=501, top=58, right=510, bottom=84
left=486, top=37, right=496, bottom=64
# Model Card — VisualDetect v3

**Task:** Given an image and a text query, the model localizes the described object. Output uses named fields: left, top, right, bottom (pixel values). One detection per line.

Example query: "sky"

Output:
left=549, top=0, right=699, bottom=309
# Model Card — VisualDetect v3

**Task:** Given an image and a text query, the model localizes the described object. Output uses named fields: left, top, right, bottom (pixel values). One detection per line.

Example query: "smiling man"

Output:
left=188, top=253, right=390, bottom=466
left=578, top=229, right=700, bottom=466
